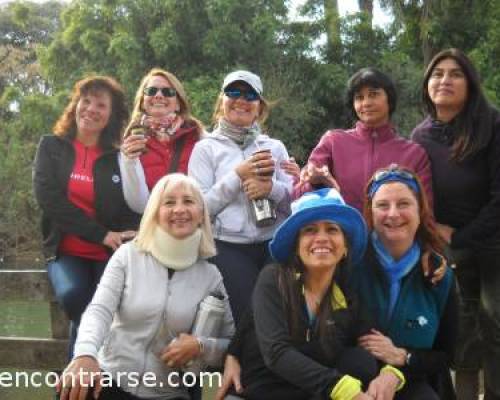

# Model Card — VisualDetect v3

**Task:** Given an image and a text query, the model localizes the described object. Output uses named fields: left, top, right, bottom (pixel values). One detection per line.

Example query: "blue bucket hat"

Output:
left=269, top=188, right=367, bottom=265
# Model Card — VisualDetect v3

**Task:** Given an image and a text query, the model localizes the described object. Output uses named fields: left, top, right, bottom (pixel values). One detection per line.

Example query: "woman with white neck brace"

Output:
left=58, top=173, right=235, bottom=400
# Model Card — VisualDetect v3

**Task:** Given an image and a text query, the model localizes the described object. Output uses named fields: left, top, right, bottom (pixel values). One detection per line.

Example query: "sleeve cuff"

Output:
left=269, top=179, right=286, bottom=202
left=330, top=375, right=362, bottom=400
left=381, top=365, right=405, bottom=391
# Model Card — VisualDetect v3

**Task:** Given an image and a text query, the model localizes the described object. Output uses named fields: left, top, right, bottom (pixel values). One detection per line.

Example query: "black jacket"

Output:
left=33, top=135, right=141, bottom=261
left=230, top=264, right=373, bottom=400
left=412, top=116, right=500, bottom=251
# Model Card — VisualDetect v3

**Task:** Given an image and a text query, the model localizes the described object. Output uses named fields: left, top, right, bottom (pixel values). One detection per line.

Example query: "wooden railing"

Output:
left=0, top=269, right=69, bottom=370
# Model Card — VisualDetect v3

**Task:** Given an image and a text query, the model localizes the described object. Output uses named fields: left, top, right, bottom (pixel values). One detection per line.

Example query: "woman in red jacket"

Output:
left=119, top=68, right=204, bottom=213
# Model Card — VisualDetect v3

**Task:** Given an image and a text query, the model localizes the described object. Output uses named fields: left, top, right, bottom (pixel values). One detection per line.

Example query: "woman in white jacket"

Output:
left=58, top=173, right=235, bottom=400
left=188, top=70, right=294, bottom=324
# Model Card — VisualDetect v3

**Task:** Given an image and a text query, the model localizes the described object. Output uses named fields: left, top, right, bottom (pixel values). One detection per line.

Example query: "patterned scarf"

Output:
left=217, top=118, right=261, bottom=149
left=371, top=231, right=421, bottom=321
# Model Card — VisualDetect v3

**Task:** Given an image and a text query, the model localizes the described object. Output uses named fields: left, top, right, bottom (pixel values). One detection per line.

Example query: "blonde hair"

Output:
left=135, top=173, right=216, bottom=259
left=211, top=92, right=271, bottom=126
left=125, top=68, right=203, bottom=138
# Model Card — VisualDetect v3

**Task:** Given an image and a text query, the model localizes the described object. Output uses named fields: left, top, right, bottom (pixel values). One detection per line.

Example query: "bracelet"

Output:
left=381, top=365, right=405, bottom=391
left=196, top=337, right=204, bottom=355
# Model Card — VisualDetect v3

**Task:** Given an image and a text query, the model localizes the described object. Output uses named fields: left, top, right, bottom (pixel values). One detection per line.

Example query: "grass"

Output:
left=0, top=301, right=217, bottom=399
left=0, top=301, right=53, bottom=399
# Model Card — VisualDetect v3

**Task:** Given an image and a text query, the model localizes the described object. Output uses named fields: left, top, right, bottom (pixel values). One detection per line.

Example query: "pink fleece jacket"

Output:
left=294, top=121, right=433, bottom=212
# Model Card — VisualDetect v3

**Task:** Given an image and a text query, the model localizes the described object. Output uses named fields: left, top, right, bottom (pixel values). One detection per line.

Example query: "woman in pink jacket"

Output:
left=295, top=67, right=432, bottom=212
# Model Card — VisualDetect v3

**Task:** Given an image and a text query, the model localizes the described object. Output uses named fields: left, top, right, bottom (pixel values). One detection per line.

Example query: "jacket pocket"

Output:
left=215, top=203, right=248, bottom=235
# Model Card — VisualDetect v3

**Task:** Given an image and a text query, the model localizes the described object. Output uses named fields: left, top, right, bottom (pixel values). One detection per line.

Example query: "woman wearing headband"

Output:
left=216, top=189, right=405, bottom=400
left=355, top=165, right=458, bottom=399
left=189, top=70, right=294, bottom=324
left=120, top=68, right=204, bottom=213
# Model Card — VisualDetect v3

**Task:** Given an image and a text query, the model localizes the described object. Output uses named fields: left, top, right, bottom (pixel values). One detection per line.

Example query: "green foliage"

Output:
left=3, top=0, right=500, bottom=256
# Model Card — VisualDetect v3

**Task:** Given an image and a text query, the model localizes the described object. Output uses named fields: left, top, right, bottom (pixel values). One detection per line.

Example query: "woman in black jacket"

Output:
left=412, top=48, right=500, bottom=400
left=216, top=189, right=406, bottom=400
left=33, top=76, right=140, bottom=358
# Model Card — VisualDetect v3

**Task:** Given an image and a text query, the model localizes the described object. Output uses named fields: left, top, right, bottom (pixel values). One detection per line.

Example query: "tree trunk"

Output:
left=324, top=0, right=341, bottom=60
left=358, top=0, right=374, bottom=26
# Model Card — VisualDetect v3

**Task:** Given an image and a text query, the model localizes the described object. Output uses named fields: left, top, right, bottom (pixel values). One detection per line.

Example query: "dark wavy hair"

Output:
left=363, top=165, right=445, bottom=254
left=346, top=67, right=397, bottom=120
left=422, top=48, right=497, bottom=161
left=275, top=232, right=355, bottom=358
left=53, top=76, right=129, bottom=151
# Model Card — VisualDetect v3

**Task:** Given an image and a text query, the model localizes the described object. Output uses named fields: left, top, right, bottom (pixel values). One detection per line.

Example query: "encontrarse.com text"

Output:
left=0, top=370, right=222, bottom=389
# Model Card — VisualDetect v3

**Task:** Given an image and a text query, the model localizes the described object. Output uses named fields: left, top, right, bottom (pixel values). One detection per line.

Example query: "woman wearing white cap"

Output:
left=188, top=70, right=295, bottom=324
left=215, top=188, right=405, bottom=400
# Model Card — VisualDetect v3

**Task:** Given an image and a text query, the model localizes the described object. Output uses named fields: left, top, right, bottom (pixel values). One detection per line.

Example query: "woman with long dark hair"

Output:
left=215, top=189, right=406, bottom=400
left=412, top=48, right=500, bottom=399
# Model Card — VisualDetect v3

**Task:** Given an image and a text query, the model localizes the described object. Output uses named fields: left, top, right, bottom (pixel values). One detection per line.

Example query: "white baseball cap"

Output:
left=222, top=70, right=263, bottom=96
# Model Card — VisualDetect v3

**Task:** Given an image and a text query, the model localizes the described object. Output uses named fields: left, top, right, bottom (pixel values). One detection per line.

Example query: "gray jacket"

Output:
left=74, top=242, right=235, bottom=398
left=188, top=131, right=293, bottom=243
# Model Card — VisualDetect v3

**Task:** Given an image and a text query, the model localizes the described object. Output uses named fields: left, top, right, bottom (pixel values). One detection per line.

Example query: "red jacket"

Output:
left=140, top=122, right=200, bottom=190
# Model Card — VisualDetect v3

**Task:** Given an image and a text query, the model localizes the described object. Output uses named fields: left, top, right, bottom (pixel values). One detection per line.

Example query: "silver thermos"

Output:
left=183, top=292, right=226, bottom=373
left=191, top=292, right=226, bottom=337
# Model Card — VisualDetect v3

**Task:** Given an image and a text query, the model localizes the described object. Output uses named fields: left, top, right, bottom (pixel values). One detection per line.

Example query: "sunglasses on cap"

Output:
left=368, top=165, right=419, bottom=197
left=224, top=87, right=260, bottom=102
left=143, top=86, right=177, bottom=97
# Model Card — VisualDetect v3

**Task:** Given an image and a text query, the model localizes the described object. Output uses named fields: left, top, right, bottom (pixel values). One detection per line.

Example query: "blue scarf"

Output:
left=371, top=232, right=421, bottom=320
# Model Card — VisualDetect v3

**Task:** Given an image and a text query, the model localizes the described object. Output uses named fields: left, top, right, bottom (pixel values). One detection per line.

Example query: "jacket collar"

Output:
left=353, top=121, right=397, bottom=142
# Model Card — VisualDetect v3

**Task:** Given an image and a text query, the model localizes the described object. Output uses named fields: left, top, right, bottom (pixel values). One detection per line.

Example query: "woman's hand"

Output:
left=300, top=163, right=340, bottom=191
left=366, top=370, right=400, bottom=400
left=215, top=355, right=243, bottom=400
left=102, top=231, right=136, bottom=251
left=421, top=251, right=447, bottom=285
left=435, top=223, right=454, bottom=244
left=358, top=329, right=406, bottom=366
left=58, top=356, right=102, bottom=400
left=236, top=151, right=275, bottom=181
left=243, top=177, right=273, bottom=200
left=121, top=132, right=148, bottom=159
left=280, top=157, right=300, bottom=181
left=160, top=333, right=201, bottom=368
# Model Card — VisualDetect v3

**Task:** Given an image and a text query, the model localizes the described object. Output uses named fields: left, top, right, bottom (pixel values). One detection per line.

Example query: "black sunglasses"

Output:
left=143, top=86, right=177, bottom=97
left=224, top=87, right=260, bottom=102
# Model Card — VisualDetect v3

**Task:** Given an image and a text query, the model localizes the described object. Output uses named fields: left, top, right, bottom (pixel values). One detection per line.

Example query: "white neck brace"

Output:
left=150, top=227, right=201, bottom=270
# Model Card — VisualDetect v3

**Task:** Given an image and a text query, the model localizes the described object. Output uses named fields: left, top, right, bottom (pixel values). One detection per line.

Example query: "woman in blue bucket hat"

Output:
left=216, top=188, right=405, bottom=400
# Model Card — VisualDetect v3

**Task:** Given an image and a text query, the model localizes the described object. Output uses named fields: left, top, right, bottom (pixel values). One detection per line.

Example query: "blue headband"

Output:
left=368, top=170, right=420, bottom=198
